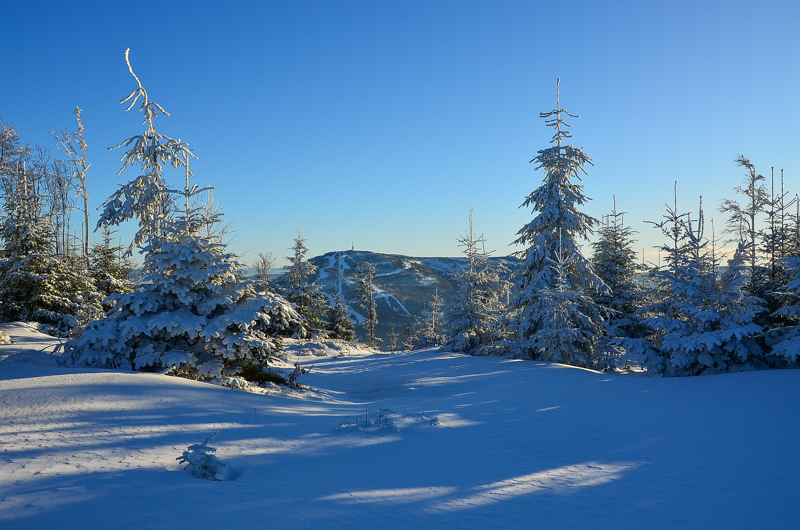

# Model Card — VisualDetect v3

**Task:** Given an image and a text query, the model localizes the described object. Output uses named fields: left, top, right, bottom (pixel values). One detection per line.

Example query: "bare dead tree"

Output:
left=53, top=107, right=91, bottom=264
left=251, top=251, right=276, bottom=289
left=48, top=158, right=75, bottom=256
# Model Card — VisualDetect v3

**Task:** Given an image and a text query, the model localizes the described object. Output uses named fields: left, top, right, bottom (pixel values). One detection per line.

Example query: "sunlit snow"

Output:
left=0, top=323, right=798, bottom=529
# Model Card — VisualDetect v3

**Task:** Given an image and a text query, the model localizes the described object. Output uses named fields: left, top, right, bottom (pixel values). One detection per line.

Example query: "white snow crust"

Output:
left=0, top=322, right=798, bottom=528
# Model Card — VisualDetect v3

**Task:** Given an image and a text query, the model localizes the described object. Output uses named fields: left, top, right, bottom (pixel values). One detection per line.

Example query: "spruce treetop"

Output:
left=538, top=78, right=580, bottom=149
left=514, top=79, right=597, bottom=254
left=113, top=48, right=195, bottom=176
left=98, top=49, right=198, bottom=252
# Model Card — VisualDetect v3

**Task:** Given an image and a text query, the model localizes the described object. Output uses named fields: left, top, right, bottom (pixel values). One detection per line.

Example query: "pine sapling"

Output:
left=177, top=431, right=227, bottom=481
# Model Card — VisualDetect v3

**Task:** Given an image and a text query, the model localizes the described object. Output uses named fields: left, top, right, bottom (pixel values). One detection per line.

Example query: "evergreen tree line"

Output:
left=597, top=164, right=800, bottom=376
left=1, top=62, right=798, bottom=378
left=411, top=80, right=800, bottom=376
left=0, top=104, right=367, bottom=353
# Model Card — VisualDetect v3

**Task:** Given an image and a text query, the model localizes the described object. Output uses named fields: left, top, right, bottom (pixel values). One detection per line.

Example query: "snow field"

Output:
left=0, top=324, right=798, bottom=529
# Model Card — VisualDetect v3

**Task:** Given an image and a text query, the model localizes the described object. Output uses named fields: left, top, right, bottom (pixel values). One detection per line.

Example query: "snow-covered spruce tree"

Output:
left=0, top=164, right=55, bottom=309
left=719, top=156, right=770, bottom=301
left=89, top=225, right=134, bottom=312
left=327, top=293, right=356, bottom=341
left=414, top=289, right=445, bottom=348
left=630, top=183, right=692, bottom=373
left=60, top=49, right=304, bottom=378
left=281, top=225, right=329, bottom=336
left=52, top=107, right=112, bottom=328
left=530, top=243, right=596, bottom=365
left=717, top=240, right=767, bottom=343
left=0, top=120, right=29, bottom=173
left=442, top=208, right=507, bottom=355
left=768, top=255, right=800, bottom=365
left=403, top=320, right=419, bottom=350
left=511, top=79, right=606, bottom=363
left=768, top=194, right=800, bottom=338
left=591, top=197, right=646, bottom=369
left=177, top=431, right=232, bottom=481
left=353, top=261, right=379, bottom=348
left=643, top=197, right=763, bottom=376
left=787, top=195, right=800, bottom=258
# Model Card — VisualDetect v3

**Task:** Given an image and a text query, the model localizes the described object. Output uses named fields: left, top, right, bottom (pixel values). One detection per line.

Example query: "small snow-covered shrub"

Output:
left=177, top=431, right=231, bottom=481
left=0, top=330, right=10, bottom=344
left=338, top=408, right=396, bottom=431
left=287, top=362, right=310, bottom=388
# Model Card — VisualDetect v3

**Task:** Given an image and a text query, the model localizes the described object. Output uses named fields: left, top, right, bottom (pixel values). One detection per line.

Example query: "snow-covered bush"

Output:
left=287, top=362, right=309, bottom=388
left=239, top=364, right=289, bottom=386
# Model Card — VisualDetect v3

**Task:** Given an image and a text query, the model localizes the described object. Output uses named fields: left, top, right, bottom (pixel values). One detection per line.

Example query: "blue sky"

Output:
left=2, top=0, right=799, bottom=266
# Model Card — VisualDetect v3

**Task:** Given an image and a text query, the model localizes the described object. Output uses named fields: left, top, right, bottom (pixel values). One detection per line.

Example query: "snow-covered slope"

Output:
left=276, top=250, right=519, bottom=346
left=0, top=323, right=798, bottom=529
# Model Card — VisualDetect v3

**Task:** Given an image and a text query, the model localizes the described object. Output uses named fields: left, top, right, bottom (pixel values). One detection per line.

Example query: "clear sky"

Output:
left=2, top=0, right=799, bottom=266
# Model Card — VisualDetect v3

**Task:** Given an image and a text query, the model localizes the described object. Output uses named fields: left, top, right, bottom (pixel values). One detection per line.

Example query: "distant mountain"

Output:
left=275, top=251, right=520, bottom=349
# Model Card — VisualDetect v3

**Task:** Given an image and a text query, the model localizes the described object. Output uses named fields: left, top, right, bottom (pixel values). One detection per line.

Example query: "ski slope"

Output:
left=0, top=323, right=797, bottom=529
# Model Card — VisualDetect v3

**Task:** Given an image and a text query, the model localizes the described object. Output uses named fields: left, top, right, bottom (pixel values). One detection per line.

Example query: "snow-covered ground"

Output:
left=0, top=323, right=798, bottom=529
